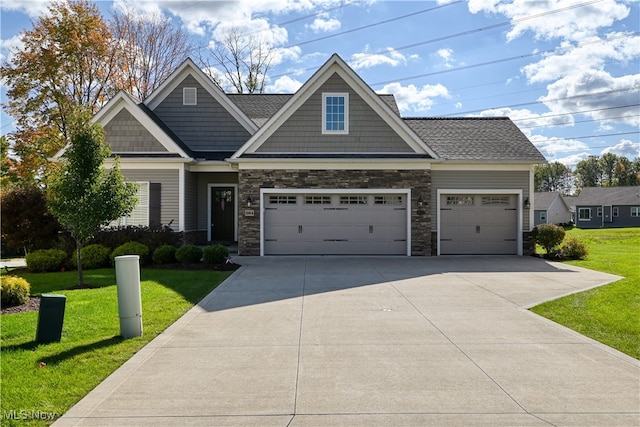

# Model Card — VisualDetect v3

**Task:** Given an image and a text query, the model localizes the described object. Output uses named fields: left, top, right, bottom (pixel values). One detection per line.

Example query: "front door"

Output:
left=211, top=187, right=235, bottom=242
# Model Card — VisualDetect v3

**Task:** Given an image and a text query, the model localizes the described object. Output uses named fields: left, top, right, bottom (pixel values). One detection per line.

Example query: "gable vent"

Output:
left=183, top=87, right=197, bottom=105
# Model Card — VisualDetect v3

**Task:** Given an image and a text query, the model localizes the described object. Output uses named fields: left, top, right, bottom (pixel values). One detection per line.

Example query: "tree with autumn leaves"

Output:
left=0, top=0, right=193, bottom=187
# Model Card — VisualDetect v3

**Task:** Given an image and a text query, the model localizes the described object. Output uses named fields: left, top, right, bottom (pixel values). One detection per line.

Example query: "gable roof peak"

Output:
left=143, top=57, right=258, bottom=134
left=232, top=53, right=438, bottom=159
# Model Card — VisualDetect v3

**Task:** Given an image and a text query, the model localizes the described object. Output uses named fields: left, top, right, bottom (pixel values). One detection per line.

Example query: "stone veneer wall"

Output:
left=238, top=169, right=432, bottom=256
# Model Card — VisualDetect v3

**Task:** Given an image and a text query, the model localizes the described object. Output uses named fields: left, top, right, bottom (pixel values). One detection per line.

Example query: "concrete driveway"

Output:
left=55, top=256, right=639, bottom=426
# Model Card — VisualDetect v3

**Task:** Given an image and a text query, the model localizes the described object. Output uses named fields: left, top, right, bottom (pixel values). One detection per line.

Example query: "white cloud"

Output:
left=540, top=70, right=640, bottom=127
left=350, top=47, right=407, bottom=70
left=306, top=17, right=341, bottom=33
left=530, top=134, right=589, bottom=161
left=267, top=75, right=304, bottom=93
left=601, top=140, right=640, bottom=159
left=468, top=0, right=630, bottom=42
left=522, top=33, right=640, bottom=84
left=555, top=152, right=592, bottom=169
left=0, top=0, right=51, bottom=18
left=0, top=35, right=24, bottom=64
left=379, top=82, right=450, bottom=113
left=436, top=48, right=454, bottom=68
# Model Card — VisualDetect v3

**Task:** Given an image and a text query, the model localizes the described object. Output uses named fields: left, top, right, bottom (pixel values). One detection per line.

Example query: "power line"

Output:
left=279, top=1, right=464, bottom=49
left=371, top=32, right=636, bottom=87
left=511, top=104, right=640, bottom=124
left=270, top=0, right=608, bottom=79
left=440, top=87, right=639, bottom=117
left=517, top=114, right=640, bottom=129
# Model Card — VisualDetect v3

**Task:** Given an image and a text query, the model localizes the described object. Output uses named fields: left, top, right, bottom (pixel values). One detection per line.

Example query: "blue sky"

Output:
left=1, top=0, right=638, bottom=167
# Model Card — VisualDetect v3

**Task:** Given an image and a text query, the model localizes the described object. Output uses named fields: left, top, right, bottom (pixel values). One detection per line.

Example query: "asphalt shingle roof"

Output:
left=404, top=117, right=546, bottom=162
left=534, top=192, right=566, bottom=210
left=575, top=186, right=640, bottom=206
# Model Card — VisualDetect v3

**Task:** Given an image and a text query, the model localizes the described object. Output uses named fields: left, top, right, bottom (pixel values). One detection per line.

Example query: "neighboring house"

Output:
left=533, top=192, right=572, bottom=226
left=574, top=186, right=640, bottom=229
left=55, top=54, right=546, bottom=256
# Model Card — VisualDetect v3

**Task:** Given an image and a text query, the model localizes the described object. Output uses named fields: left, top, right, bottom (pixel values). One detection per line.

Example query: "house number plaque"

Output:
left=244, top=209, right=255, bottom=217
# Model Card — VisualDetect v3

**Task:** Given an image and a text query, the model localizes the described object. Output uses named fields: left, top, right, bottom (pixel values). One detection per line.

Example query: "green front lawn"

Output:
left=531, top=227, right=640, bottom=359
left=1, top=268, right=231, bottom=426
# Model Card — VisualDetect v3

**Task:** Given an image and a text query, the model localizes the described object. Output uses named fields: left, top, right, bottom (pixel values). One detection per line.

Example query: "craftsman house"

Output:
left=59, top=54, right=546, bottom=256
left=574, top=186, right=640, bottom=229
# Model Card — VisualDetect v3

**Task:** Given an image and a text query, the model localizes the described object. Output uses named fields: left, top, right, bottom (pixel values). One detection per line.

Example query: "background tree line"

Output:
left=535, top=153, right=640, bottom=194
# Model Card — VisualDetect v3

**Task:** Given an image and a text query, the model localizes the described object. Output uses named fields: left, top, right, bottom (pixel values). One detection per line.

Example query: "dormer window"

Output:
left=183, top=87, right=197, bottom=105
left=322, top=92, right=349, bottom=134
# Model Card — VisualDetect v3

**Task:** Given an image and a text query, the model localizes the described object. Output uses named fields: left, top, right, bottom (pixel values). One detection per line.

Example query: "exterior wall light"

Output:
left=524, top=197, right=531, bottom=209
left=417, top=195, right=425, bottom=207
left=246, top=196, right=252, bottom=208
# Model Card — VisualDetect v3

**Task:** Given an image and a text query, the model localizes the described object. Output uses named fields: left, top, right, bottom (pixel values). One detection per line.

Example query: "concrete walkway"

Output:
left=54, top=256, right=639, bottom=426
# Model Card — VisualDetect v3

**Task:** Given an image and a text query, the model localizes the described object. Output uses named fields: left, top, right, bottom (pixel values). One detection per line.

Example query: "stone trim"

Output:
left=238, top=169, right=432, bottom=256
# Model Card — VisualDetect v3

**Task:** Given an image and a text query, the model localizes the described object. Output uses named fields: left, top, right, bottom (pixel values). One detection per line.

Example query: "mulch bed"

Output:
left=2, top=296, right=41, bottom=315
left=2, top=260, right=240, bottom=315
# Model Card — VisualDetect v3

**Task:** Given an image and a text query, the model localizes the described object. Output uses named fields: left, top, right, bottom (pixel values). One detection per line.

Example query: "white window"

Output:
left=111, top=182, right=149, bottom=227
left=597, top=207, right=603, bottom=217
left=613, top=207, right=619, bottom=217
left=305, top=195, right=331, bottom=205
left=578, top=208, right=591, bottom=221
left=269, top=195, right=297, bottom=204
left=447, top=196, right=474, bottom=206
left=340, top=195, right=367, bottom=205
left=183, top=87, right=197, bottom=105
left=632, top=207, right=640, bottom=217
left=322, top=93, right=349, bottom=134
left=539, top=211, right=547, bottom=223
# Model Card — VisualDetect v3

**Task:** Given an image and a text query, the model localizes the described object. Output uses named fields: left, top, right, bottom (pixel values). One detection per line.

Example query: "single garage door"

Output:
left=264, top=193, right=408, bottom=255
left=440, top=194, right=518, bottom=255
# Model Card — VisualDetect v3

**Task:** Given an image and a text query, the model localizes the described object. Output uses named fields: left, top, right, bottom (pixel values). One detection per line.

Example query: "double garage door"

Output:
left=440, top=194, right=518, bottom=255
left=264, top=192, right=408, bottom=255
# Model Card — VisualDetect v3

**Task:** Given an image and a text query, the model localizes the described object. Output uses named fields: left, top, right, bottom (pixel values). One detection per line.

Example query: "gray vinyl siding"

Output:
left=257, top=73, right=412, bottom=153
left=121, top=169, right=180, bottom=228
left=184, top=171, right=198, bottom=231
left=576, top=204, right=640, bottom=228
left=431, top=170, right=531, bottom=230
left=196, top=173, right=238, bottom=231
left=152, top=75, right=251, bottom=152
left=104, top=110, right=168, bottom=153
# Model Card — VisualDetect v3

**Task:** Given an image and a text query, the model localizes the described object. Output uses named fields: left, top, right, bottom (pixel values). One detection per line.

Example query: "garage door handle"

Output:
left=476, top=225, right=480, bottom=233
left=298, top=225, right=303, bottom=234
left=369, top=225, right=373, bottom=234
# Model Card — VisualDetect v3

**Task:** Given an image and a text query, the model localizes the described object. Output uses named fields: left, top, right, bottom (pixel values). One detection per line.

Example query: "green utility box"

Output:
left=36, top=294, right=66, bottom=344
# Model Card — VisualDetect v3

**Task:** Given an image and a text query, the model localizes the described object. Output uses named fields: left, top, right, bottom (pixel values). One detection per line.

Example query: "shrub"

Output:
left=203, top=244, right=229, bottom=265
left=561, top=236, right=589, bottom=260
left=72, top=244, right=111, bottom=269
left=1, top=276, right=31, bottom=306
left=25, top=249, right=68, bottom=272
left=535, top=224, right=566, bottom=255
left=111, top=241, right=150, bottom=265
left=175, top=244, right=202, bottom=264
left=152, top=245, right=177, bottom=264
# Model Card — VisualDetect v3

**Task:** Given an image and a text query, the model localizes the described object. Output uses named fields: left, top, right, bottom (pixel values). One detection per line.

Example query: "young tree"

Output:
left=0, top=0, right=121, bottom=186
left=47, top=108, right=137, bottom=286
left=534, top=161, right=573, bottom=193
left=198, top=26, right=275, bottom=93
left=110, top=9, right=193, bottom=101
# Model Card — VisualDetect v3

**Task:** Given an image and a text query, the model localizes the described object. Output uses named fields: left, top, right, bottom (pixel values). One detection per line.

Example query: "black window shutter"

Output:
left=149, top=183, right=161, bottom=229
